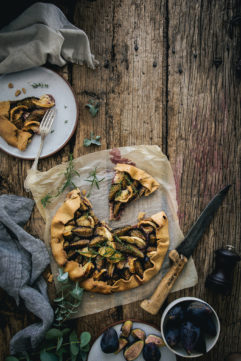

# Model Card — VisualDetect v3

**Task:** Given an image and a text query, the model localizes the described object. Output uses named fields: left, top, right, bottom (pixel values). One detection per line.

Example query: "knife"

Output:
left=140, top=185, right=231, bottom=315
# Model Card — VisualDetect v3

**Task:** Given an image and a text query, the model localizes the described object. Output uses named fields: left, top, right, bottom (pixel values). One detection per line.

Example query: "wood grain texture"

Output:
left=167, top=0, right=241, bottom=360
left=0, top=0, right=240, bottom=360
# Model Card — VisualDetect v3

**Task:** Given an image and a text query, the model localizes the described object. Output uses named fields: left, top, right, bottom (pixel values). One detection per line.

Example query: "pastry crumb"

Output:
left=22, top=88, right=26, bottom=94
left=138, top=212, right=145, bottom=221
left=15, top=90, right=21, bottom=97
left=8, top=82, right=14, bottom=88
left=47, top=273, right=53, bottom=283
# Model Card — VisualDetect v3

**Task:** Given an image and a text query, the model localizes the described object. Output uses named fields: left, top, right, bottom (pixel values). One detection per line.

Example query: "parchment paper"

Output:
left=26, top=145, right=198, bottom=317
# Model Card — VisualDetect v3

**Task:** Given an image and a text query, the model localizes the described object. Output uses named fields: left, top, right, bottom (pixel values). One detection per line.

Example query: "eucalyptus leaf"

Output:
left=45, top=328, right=63, bottom=339
left=79, top=351, right=88, bottom=361
left=40, top=350, right=58, bottom=361
left=70, top=286, right=83, bottom=301
left=5, top=357, right=19, bottom=361
left=57, top=271, right=69, bottom=284
left=53, top=296, right=64, bottom=303
left=62, top=328, right=71, bottom=335
left=69, top=331, right=79, bottom=356
left=56, top=336, right=63, bottom=351
left=80, top=344, right=90, bottom=353
left=83, top=138, right=92, bottom=147
left=80, top=332, right=91, bottom=348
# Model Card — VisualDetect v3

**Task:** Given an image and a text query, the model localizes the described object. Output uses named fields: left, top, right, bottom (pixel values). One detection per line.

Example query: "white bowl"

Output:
left=160, top=297, right=220, bottom=358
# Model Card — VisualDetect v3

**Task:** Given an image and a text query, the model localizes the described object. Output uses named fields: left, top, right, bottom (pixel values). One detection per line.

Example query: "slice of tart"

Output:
left=51, top=188, right=169, bottom=294
left=0, top=94, right=55, bottom=151
left=109, top=163, right=160, bottom=220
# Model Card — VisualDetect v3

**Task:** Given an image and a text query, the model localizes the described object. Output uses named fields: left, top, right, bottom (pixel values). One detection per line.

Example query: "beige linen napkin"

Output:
left=0, top=2, right=98, bottom=74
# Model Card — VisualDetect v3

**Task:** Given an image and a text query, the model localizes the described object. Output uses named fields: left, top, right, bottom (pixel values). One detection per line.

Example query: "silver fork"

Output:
left=31, top=107, right=56, bottom=170
left=24, top=107, right=56, bottom=192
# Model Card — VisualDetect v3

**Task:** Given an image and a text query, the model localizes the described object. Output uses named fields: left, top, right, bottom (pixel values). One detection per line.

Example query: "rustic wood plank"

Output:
left=167, top=0, right=241, bottom=360
left=72, top=0, right=167, bottom=340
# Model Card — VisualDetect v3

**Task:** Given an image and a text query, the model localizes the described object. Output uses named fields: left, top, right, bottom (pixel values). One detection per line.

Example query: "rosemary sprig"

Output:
left=41, top=154, right=80, bottom=207
left=31, top=82, right=49, bottom=88
left=85, top=167, right=104, bottom=197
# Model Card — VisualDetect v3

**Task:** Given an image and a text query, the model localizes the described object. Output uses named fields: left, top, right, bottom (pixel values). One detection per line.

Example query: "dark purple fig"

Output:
left=143, top=343, right=161, bottom=361
left=201, top=317, right=217, bottom=337
left=180, top=321, right=200, bottom=355
left=145, top=334, right=165, bottom=347
left=164, top=327, right=180, bottom=347
left=124, top=340, right=144, bottom=361
left=100, top=327, right=119, bottom=353
left=166, top=305, right=185, bottom=324
left=186, top=301, right=212, bottom=324
left=195, top=333, right=207, bottom=354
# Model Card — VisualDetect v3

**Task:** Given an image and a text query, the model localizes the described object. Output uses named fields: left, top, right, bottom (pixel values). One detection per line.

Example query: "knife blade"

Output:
left=140, top=185, right=231, bottom=315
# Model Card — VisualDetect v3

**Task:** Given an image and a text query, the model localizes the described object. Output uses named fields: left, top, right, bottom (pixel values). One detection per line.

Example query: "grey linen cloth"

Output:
left=0, top=194, right=54, bottom=354
left=0, top=2, right=98, bottom=74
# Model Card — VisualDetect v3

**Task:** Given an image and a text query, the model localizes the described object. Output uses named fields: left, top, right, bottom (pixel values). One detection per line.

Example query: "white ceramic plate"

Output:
left=87, top=321, right=176, bottom=361
left=0, top=67, right=78, bottom=159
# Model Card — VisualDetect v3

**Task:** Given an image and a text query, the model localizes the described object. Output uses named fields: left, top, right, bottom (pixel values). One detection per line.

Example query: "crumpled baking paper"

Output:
left=26, top=145, right=198, bottom=317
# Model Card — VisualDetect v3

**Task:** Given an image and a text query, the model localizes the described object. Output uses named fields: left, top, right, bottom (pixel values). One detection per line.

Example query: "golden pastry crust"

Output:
left=0, top=95, right=55, bottom=151
left=51, top=189, right=169, bottom=294
left=109, top=164, right=160, bottom=220
left=114, top=164, right=160, bottom=195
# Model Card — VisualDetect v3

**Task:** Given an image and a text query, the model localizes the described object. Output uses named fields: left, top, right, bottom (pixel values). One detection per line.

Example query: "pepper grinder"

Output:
left=205, top=245, right=240, bottom=295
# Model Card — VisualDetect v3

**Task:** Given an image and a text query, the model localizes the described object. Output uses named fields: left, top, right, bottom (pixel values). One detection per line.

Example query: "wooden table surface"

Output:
left=0, top=1, right=240, bottom=360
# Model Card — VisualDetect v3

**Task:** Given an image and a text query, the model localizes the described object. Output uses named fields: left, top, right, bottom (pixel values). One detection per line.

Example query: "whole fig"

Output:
left=143, top=343, right=161, bottom=361
left=180, top=321, right=200, bottom=355
left=164, top=327, right=180, bottom=347
left=100, top=327, right=119, bottom=353
left=166, top=305, right=185, bottom=324
left=186, top=301, right=212, bottom=324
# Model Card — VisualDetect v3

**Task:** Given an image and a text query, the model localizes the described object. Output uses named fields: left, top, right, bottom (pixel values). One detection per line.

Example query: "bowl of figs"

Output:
left=160, top=297, right=220, bottom=358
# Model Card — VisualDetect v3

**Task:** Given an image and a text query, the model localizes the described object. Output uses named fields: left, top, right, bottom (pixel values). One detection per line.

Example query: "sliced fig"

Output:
left=124, top=340, right=144, bottom=361
left=121, top=320, right=133, bottom=338
left=114, top=337, right=129, bottom=354
left=95, top=226, right=113, bottom=242
left=119, top=235, right=146, bottom=248
left=100, top=327, right=119, bottom=353
left=143, top=342, right=161, bottom=361
left=72, top=226, right=93, bottom=237
left=113, top=225, right=133, bottom=237
left=145, top=334, right=165, bottom=347
left=109, top=183, right=121, bottom=201
left=134, top=260, right=144, bottom=278
left=129, top=229, right=146, bottom=240
left=114, top=242, right=144, bottom=258
left=131, top=328, right=146, bottom=340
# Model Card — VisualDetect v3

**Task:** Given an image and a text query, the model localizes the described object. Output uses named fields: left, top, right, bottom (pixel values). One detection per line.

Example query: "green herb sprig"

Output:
left=54, top=268, right=84, bottom=327
left=83, top=132, right=101, bottom=147
left=85, top=99, right=100, bottom=117
left=5, top=328, right=91, bottom=361
left=31, top=82, right=49, bottom=88
left=85, top=167, right=104, bottom=197
left=41, top=154, right=80, bottom=208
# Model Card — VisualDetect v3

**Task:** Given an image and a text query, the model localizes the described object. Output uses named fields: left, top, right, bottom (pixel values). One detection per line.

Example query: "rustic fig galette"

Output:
left=0, top=94, right=55, bottom=151
left=51, top=188, right=169, bottom=294
left=109, top=163, right=160, bottom=220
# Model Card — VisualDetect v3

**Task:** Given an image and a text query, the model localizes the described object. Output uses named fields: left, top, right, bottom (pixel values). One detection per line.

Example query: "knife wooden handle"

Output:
left=140, top=250, right=188, bottom=315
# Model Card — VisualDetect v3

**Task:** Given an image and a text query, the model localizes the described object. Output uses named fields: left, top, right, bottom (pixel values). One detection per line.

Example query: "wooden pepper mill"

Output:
left=205, top=245, right=240, bottom=295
